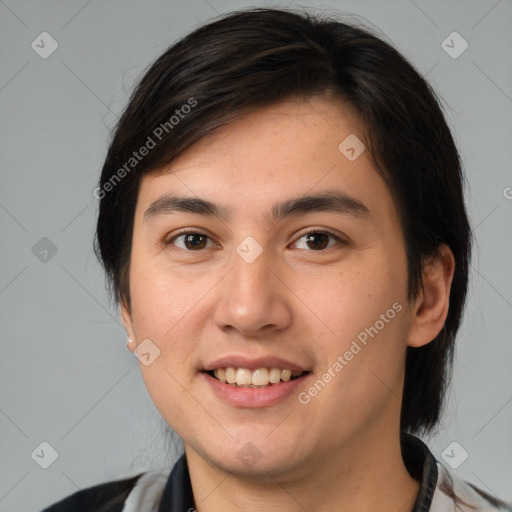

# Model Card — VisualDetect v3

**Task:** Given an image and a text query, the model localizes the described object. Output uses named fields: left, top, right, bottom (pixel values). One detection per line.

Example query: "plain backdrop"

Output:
left=0, top=0, right=511, bottom=510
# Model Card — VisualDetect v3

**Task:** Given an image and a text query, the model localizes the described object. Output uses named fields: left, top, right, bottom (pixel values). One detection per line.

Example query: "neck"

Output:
left=184, top=428, right=420, bottom=512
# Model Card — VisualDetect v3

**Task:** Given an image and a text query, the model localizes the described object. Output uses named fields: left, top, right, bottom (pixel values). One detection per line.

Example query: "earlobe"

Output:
left=407, top=244, right=455, bottom=348
left=121, top=300, right=136, bottom=352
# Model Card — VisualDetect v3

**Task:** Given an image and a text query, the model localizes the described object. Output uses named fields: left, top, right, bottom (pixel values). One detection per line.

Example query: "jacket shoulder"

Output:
left=40, top=472, right=145, bottom=512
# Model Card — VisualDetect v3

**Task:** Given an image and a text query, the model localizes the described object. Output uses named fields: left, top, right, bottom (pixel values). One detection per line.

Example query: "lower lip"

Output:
left=202, top=372, right=309, bottom=408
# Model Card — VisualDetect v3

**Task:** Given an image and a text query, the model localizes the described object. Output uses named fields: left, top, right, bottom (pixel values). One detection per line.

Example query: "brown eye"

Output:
left=292, top=231, right=344, bottom=251
left=167, top=232, right=213, bottom=251
left=305, top=232, right=329, bottom=250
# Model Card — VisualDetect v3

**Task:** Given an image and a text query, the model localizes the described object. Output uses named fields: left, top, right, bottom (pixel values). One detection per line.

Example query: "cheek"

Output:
left=300, top=251, right=410, bottom=397
left=299, top=256, right=407, bottom=339
left=129, top=255, right=208, bottom=339
left=127, top=263, right=213, bottom=403
left=128, top=262, right=207, bottom=428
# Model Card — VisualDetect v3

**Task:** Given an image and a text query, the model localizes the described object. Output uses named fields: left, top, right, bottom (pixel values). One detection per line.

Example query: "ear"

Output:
left=407, top=244, right=455, bottom=348
left=121, top=300, right=136, bottom=353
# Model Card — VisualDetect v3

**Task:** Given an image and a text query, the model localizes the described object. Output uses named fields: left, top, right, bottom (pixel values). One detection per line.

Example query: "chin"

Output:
left=194, top=434, right=309, bottom=479
left=219, top=451, right=300, bottom=478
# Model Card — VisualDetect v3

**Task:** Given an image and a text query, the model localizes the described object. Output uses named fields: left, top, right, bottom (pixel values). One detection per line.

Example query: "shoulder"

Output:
left=432, top=462, right=512, bottom=512
left=40, top=472, right=145, bottom=512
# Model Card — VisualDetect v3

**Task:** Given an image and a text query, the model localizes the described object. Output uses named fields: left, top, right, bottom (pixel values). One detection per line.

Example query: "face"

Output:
left=123, top=96, right=420, bottom=478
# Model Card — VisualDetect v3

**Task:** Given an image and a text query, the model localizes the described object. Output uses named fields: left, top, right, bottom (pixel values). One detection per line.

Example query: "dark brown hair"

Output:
left=94, top=7, right=472, bottom=434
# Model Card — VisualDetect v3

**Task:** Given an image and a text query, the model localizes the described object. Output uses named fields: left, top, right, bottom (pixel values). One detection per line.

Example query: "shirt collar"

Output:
left=157, top=454, right=194, bottom=512
left=401, top=431, right=438, bottom=511
left=157, top=432, right=438, bottom=512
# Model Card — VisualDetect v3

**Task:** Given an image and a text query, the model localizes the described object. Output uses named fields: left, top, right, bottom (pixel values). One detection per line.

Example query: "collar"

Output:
left=155, top=432, right=438, bottom=512
left=401, top=432, right=439, bottom=511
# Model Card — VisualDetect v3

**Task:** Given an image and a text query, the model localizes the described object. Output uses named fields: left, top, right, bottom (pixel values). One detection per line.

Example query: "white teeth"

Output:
left=281, top=369, right=291, bottom=382
left=269, top=368, right=281, bottom=383
left=236, top=368, right=253, bottom=386
left=251, top=368, right=269, bottom=386
left=225, top=367, right=237, bottom=384
left=211, top=366, right=304, bottom=387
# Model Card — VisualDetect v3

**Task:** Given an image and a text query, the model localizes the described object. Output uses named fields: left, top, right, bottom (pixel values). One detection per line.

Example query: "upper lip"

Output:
left=203, top=355, right=309, bottom=373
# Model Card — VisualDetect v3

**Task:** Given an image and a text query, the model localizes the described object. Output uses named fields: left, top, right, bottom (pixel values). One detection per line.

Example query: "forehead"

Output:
left=135, top=97, right=397, bottom=227
left=155, top=96, right=366, bottom=175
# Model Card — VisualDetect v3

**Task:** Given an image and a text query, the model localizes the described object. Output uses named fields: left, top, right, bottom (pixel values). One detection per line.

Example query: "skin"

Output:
left=122, top=95, right=455, bottom=512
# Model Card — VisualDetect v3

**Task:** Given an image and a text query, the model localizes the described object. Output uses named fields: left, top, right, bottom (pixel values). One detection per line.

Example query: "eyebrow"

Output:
left=143, top=190, right=370, bottom=223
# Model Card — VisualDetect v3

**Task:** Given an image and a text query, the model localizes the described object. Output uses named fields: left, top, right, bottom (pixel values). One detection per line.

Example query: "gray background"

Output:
left=0, top=0, right=511, bottom=510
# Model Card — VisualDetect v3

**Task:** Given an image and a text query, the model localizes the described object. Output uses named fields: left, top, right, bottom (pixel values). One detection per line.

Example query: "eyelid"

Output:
left=165, top=227, right=348, bottom=251
left=290, top=228, right=347, bottom=250
left=165, top=228, right=217, bottom=248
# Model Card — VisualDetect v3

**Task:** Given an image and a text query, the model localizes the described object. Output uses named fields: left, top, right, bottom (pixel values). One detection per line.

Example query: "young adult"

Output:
left=42, top=7, right=511, bottom=512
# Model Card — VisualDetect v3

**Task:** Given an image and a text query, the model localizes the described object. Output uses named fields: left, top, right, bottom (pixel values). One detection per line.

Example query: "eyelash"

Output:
left=165, top=229, right=347, bottom=252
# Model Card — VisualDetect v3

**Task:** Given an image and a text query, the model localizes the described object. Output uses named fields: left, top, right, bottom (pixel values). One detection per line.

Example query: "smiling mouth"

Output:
left=205, top=367, right=308, bottom=388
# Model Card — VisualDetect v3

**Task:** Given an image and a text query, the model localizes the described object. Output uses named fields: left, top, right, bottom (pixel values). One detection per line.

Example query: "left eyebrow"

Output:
left=143, top=189, right=371, bottom=223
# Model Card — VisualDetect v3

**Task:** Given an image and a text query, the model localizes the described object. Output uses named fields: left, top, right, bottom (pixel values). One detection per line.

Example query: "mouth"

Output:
left=204, top=367, right=309, bottom=388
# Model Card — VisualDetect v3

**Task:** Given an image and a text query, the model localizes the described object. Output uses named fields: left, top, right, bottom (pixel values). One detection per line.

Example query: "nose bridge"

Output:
left=228, top=242, right=275, bottom=311
left=213, top=239, right=290, bottom=335
left=232, top=243, right=271, bottom=295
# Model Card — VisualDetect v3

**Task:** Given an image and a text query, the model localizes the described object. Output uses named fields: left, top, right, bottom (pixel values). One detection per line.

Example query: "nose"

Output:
left=212, top=245, right=292, bottom=337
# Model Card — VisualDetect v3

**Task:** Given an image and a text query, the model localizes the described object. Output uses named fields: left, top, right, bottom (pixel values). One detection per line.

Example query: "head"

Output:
left=94, top=7, right=471, bottom=474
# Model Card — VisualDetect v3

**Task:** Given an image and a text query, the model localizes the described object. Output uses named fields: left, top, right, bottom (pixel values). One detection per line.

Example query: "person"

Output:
left=41, top=7, right=511, bottom=512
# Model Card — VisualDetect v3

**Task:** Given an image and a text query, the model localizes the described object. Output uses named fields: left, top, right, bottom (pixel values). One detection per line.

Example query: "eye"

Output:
left=166, top=231, right=216, bottom=251
left=165, top=229, right=346, bottom=252
left=291, top=230, right=345, bottom=251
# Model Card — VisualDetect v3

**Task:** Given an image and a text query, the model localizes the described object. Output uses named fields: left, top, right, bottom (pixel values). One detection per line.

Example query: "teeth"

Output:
left=236, top=368, right=253, bottom=386
left=251, top=368, right=269, bottom=386
left=269, top=368, right=281, bottom=383
left=225, top=367, right=237, bottom=384
left=211, top=367, right=304, bottom=387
